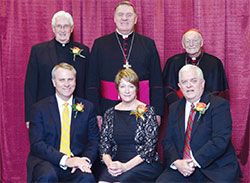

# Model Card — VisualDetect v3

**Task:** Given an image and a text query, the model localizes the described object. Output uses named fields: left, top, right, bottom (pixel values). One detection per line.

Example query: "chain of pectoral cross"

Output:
left=115, top=31, right=135, bottom=69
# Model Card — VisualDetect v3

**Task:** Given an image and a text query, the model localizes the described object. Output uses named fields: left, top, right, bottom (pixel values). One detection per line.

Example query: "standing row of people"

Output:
left=25, top=1, right=241, bottom=182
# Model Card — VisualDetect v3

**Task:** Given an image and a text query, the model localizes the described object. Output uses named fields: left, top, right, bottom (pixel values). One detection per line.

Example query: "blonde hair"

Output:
left=115, top=68, right=139, bottom=90
left=51, top=62, right=76, bottom=79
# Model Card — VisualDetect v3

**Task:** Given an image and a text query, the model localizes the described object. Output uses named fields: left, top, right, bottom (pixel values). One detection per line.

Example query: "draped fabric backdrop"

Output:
left=0, top=0, right=249, bottom=182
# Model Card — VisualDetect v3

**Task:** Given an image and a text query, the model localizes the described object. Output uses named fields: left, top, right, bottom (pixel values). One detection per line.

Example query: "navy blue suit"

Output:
left=25, top=39, right=90, bottom=121
left=157, top=92, right=242, bottom=182
left=26, top=95, right=99, bottom=183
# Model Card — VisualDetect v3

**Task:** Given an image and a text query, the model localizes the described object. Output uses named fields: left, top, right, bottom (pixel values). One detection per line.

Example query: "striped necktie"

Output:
left=59, top=102, right=71, bottom=157
left=183, top=103, right=195, bottom=159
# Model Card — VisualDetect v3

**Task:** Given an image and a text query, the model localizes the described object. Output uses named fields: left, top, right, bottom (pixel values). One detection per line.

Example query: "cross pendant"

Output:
left=123, top=61, right=131, bottom=69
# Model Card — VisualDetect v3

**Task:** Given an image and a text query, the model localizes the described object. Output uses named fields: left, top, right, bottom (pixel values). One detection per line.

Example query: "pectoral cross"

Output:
left=123, top=61, right=131, bottom=69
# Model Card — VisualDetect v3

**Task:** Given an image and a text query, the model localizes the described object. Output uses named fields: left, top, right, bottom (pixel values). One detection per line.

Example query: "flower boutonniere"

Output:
left=71, top=100, right=85, bottom=119
left=193, top=102, right=210, bottom=121
left=130, top=105, right=148, bottom=121
left=70, top=46, right=86, bottom=61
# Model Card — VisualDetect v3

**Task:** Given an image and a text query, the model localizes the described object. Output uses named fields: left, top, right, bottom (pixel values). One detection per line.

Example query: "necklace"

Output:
left=115, top=31, right=135, bottom=69
left=185, top=51, right=204, bottom=66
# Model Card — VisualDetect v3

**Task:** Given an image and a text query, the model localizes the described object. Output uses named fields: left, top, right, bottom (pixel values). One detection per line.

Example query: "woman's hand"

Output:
left=107, top=161, right=127, bottom=177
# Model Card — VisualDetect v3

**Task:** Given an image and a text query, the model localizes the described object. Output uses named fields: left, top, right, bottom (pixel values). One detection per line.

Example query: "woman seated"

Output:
left=98, top=68, right=163, bottom=183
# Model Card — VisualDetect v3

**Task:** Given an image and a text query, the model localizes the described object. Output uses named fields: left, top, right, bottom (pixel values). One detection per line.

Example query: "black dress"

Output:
left=99, top=110, right=162, bottom=183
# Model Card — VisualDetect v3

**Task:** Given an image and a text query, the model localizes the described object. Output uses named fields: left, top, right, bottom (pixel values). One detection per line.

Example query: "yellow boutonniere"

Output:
left=70, top=46, right=85, bottom=61
left=130, top=105, right=148, bottom=121
left=71, top=100, right=85, bottom=118
left=193, top=102, right=210, bottom=121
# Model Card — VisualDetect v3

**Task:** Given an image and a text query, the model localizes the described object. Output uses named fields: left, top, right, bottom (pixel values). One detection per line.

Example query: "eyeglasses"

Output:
left=55, top=24, right=71, bottom=30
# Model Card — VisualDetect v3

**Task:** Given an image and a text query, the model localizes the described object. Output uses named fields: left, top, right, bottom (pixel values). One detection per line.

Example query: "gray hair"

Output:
left=51, top=62, right=76, bottom=79
left=178, top=64, right=204, bottom=82
left=51, top=11, right=74, bottom=27
left=182, top=30, right=203, bottom=45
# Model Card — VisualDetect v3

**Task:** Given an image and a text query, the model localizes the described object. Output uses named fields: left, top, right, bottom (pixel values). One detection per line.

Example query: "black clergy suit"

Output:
left=26, top=96, right=99, bottom=183
left=86, top=32, right=164, bottom=116
left=157, top=92, right=242, bottom=182
left=163, top=52, right=229, bottom=105
left=25, top=39, right=90, bottom=121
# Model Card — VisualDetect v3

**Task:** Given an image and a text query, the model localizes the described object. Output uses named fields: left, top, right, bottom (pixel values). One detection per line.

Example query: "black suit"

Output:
left=26, top=96, right=99, bottom=183
left=25, top=39, right=90, bottom=121
left=156, top=92, right=242, bottom=182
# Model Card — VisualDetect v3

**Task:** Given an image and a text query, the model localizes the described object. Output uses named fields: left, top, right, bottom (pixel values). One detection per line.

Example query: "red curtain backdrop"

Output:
left=0, top=0, right=249, bottom=182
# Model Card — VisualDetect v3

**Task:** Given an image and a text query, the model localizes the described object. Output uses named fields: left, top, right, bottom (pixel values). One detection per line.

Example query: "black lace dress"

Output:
left=99, top=109, right=162, bottom=183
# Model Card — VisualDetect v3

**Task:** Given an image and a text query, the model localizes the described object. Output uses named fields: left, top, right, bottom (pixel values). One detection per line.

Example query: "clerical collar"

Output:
left=116, top=29, right=134, bottom=39
left=54, top=38, right=71, bottom=47
left=185, top=51, right=204, bottom=65
left=187, top=51, right=202, bottom=60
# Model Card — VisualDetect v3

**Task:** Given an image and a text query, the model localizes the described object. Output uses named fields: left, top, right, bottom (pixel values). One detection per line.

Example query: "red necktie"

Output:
left=183, top=104, right=195, bottom=159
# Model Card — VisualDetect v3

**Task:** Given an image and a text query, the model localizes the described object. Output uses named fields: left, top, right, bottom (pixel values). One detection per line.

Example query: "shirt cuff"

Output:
left=170, top=162, right=177, bottom=170
left=190, top=150, right=201, bottom=168
left=59, top=155, right=69, bottom=170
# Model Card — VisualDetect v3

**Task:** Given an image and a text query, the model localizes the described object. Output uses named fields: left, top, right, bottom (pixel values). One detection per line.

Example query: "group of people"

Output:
left=25, top=1, right=242, bottom=183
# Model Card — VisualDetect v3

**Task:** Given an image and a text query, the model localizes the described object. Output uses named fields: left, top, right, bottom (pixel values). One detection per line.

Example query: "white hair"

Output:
left=182, top=31, right=203, bottom=45
left=178, top=64, right=204, bottom=82
left=51, top=11, right=74, bottom=27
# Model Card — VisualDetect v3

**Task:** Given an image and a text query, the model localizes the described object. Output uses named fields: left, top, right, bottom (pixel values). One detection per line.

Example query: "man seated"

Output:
left=26, top=63, right=99, bottom=183
left=156, top=64, right=242, bottom=182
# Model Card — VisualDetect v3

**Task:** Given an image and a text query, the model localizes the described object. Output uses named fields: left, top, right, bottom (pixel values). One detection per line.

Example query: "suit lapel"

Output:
left=48, top=39, right=58, bottom=66
left=178, top=99, right=186, bottom=140
left=70, top=98, right=81, bottom=140
left=48, top=95, right=61, bottom=137
left=192, top=92, right=211, bottom=136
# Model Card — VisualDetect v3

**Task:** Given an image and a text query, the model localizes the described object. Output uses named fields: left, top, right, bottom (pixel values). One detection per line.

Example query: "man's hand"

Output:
left=66, top=157, right=92, bottom=173
left=97, top=115, right=103, bottom=131
left=26, top=121, right=30, bottom=129
left=174, top=159, right=195, bottom=177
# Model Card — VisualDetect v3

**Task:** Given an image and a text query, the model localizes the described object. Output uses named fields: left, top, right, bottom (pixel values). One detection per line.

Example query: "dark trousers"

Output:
left=32, top=160, right=96, bottom=183
left=156, top=168, right=211, bottom=183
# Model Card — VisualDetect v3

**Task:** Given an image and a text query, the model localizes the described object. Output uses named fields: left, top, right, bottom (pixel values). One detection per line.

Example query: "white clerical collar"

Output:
left=116, top=29, right=134, bottom=39
left=55, top=94, right=73, bottom=107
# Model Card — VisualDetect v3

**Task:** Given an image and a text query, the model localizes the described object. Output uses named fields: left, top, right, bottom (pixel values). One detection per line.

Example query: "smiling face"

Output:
left=178, top=67, right=205, bottom=103
left=114, top=4, right=137, bottom=35
left=52, top=67, right=76, bottom=101
left=118, top=78, right=137, bottom=104
left=182, top=31, right=203, bottom=58
left=52, top=15, right=73, bottom=44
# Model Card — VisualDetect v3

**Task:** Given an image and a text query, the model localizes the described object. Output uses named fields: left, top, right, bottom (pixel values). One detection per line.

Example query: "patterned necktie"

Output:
left=183, top=103, right=195, bottom=159
left=59, top=102, right=71, bottom=157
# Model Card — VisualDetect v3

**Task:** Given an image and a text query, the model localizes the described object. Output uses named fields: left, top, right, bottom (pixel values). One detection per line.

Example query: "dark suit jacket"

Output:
left=26, top=95, right=99, bottom=183
left=25, top=39, right=90, bottom=121
left=162, top=92, right=242, bottom=182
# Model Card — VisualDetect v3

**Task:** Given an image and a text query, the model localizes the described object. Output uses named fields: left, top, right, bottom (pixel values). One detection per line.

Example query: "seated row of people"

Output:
left=27, top=63, right=242, bottom=183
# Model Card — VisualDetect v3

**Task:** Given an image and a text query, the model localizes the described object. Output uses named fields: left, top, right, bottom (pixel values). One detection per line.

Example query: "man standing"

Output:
left=163, top=28, right=229, bottom=105
left=156, top=65, right=242, bottom=182
left=86, top=1, right=164, bottom=128
left=27, top=63, right=99, bottom=183
left=25, top=10, right=90, bottom=128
